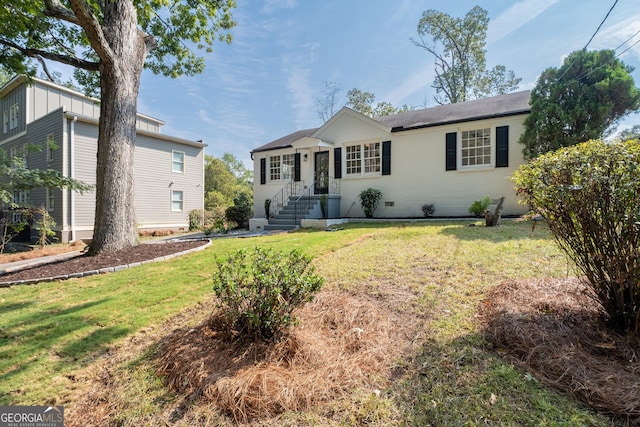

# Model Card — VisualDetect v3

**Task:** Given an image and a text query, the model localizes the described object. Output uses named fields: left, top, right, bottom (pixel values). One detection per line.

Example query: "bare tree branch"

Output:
left=0, top=38, right=100, bottom=71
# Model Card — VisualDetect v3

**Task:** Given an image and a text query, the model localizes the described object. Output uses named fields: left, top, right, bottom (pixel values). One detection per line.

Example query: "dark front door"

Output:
left=314, top=151, right=329, bottom=194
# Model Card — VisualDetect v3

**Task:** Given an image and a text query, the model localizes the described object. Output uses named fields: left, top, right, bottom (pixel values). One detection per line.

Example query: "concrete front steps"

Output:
left=264, top=197, right=320, bottom=231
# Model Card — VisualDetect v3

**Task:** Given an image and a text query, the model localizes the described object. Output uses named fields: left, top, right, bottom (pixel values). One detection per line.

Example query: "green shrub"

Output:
left=31, top=206, right=57, bottom=247
left=513, top=139, right=640, bottom=333
left=359, top=188, right=383, bottom=218
left=188, top=209, right=205, bottom=231
left=225, top=193, right=252, bottom=228
left=421, top=203, right=436, bottom=217
left=468, top=196, right=491, bottom=217
left=212, top=247, right=324, bottom=340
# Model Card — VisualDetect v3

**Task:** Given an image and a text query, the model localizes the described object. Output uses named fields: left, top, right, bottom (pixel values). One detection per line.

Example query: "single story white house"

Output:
left=250, top=90, right=531, bottom=230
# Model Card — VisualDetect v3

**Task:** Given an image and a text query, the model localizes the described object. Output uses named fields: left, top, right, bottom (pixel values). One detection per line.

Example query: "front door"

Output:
left=314, top=151, right=329, bottom=194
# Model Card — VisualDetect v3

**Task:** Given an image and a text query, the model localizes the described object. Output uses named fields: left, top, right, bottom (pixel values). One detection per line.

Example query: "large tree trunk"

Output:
left=88, top=1, right=148, bottom=255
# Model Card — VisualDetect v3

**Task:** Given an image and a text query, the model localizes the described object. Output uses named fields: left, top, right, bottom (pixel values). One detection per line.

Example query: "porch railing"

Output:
left=269, top=180, right=305, bottom=217
left=293, top=176, right=340, bottom=223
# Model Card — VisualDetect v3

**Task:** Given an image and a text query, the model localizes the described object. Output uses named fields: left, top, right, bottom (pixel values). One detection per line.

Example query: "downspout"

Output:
left=70, top=116, right=77, bottom=242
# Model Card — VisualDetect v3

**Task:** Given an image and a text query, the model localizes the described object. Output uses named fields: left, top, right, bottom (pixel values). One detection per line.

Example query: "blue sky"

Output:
left=118, top=1, right=640, bottom=166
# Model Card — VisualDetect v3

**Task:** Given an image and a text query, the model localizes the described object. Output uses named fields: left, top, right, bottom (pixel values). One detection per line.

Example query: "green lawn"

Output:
left=0, top=221, right=615, bottom=425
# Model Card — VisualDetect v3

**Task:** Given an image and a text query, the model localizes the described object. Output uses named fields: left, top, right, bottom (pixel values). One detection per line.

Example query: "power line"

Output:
left=557, top=0, right=620, bottom=81
left=584, top=0, right=619, bottom=50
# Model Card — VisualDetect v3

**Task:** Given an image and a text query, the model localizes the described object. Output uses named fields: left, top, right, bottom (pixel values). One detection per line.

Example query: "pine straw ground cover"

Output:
left=8, top=221, right=634, bottom=425
left=481, top=277, right=640, bottom=425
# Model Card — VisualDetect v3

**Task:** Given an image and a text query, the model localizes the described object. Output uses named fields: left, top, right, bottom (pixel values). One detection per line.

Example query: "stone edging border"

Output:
left=0, top=238, right=211, bottom=288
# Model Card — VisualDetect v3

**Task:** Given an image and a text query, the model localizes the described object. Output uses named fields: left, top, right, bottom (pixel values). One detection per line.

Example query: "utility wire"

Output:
left=557, top=0, right=620, bottom=81
left=583, top=0, right=619, bottom=50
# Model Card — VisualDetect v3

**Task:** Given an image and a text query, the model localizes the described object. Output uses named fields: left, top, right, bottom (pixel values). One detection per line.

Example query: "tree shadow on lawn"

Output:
left=437, top=220, right=544, bottom=242
left=481, top=277, right=640, bottom=426
left=0, top=298, right=132, bottom=397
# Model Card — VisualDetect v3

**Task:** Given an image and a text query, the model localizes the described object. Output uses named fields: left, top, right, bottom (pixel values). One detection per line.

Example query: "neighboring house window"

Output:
left=269, top=155, right=281, bottom=181
left=46, top=188, right=54, bottom=211
left=9, top=146, right=17, bottom=167
left=346, top=141, right=381, bottom=175
left=281, top=154, right=295, bottom=180
left=47, top=133, right=55, bottom=162
left=2, top=110, right=7, bottom=133
left=172, top=150, right=185, bottom=173
left=461, top=128, right=491, bottom=167
left=9, top=104, right=19, bottom=129
left=13, top=190, right=30, bottom=207
left=171, top=190, right=183, bottom=211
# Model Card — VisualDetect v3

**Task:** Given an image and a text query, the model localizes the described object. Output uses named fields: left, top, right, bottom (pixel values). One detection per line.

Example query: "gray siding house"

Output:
left=0, top=75, right=205, bottom=242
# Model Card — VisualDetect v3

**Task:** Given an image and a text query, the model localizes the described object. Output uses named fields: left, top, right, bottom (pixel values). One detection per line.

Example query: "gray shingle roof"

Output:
left=251, top=127, right=318, bottom=154
left=377, top=90, right=531, bottom=131
left=251, top=90, right=530, bottom=153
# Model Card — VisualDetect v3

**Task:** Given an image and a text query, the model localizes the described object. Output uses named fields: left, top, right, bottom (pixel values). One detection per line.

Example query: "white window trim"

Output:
left=3, top=110, right=8, bottom=133
left=458, top=127, right=494, bottom=170
left=269, top=155, right=281, bottom=181
left=47, top=133, right=55, bottom=162
left=9, top=104, right=19, bottom=130
left=46, top=188, right=54, bottom=211
left=344, top=139, right=382, bottom=177
left=171, top=189, right=184, bottom=212
left=281, top=153, right=295, bottom=181
left=172, top=150, right=185, bottom=173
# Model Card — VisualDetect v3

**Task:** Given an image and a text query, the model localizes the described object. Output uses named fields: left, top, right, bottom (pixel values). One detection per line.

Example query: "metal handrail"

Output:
left=269, top=180, right=304, bottom=217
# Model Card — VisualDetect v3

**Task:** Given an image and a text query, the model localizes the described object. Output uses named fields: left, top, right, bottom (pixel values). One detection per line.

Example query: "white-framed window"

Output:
left=268, top=154, right=296, bottom=181
left=281, top=154, right=295, bottom=180
left=3, top=110, right=8, bottom=133
left=9, top=104, right=19, bottom=129
left=13, top=190, right=30, bottom=207
left=171, top=190, right=183, bottom=212
left=345, top=141, right=381, bottom=176
left=9, top=146, right=17, bottom=167
left=172, top=150, right=185, bottom=173
left=46, top=188, right=54, bottom=211
left=461, top=128, right=491, bottom=167
left=269, top=155, right=281, bottom=181
left=47, top=133, right=55, bottom=162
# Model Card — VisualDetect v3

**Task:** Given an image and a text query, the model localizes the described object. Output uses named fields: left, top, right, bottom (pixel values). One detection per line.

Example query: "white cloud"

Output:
left=487, top=0, right=560, bottom=44
left=594, top=15, right=640, bottom=62
left=261, top=0, right=297, bottom=14
left=384, top=61, right=435, bottom=107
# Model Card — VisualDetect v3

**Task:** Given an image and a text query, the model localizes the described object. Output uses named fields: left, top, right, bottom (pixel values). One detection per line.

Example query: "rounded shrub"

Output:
left=513, top=139, right=640, bottom=333
left=212, top=247, right=324, bottom=340
left=358, top=188, right=383, bottom=218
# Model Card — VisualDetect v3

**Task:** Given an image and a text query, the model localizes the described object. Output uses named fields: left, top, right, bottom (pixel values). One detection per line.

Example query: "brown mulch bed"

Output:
left=0, top=240, right=208, bottom=283
left=481, top=277, right=640, bottom=425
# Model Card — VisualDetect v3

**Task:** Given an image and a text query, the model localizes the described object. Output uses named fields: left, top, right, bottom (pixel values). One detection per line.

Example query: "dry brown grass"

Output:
left=482, top=278, right=640, bottom=425
left=0, top=240, right=85, bottom=262
left=155, top=289, right=423, bottom=423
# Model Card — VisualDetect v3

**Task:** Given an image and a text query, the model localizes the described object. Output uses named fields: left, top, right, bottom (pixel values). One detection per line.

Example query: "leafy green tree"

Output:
left=204, top=155, right=236, bottom=209
left=513, top=139, right=640, bottom=333
left=413, top=6, right=521, bottom=104
left=0, top=148, right=91, bottom=251
left=1, top=0, right=235, bottom=254
left=0, top=68, right=11, bottom=87
left=346, top=88, right=413, bottom=118
left=520, top=49, right=640, bottom=159
left=617, top=124, right=640, bottom=141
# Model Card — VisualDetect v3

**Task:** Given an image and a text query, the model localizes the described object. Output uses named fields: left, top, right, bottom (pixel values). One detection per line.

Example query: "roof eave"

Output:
left=390, top=109, right=531, bottom=132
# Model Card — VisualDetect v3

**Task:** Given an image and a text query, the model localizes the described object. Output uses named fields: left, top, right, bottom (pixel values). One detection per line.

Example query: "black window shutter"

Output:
left=334, top=147, right=342, bottom=179
left=446, top=132, right=457, bottom=171
left=382, top=140, right=391, bottom=175
left=260, top=158, right=266, bottom=184
left=496, top=126, right=509, bottom=168
left=294, top=153, right=301, bottom=181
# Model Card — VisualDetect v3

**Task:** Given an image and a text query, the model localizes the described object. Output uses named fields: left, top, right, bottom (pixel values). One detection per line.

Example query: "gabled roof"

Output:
left=251, top=90, right=531, bottom=153
left=251, top=127, right=318, bottom=154
left=377, top=90, right=531, bottom=131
